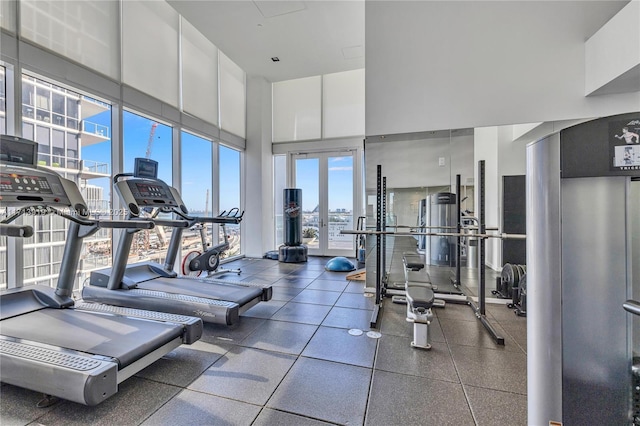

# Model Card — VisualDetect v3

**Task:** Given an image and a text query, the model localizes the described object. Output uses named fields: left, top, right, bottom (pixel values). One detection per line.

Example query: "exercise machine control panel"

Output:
left=0, top=166, right=77, bottom=208
left=1, top=172, right=54, bottom=194
left=121, top=179, right=179, bottom=208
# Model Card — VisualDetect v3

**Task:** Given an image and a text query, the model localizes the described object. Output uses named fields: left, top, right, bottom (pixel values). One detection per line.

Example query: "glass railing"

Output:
left=80, top=159, right=109, bottom=175
left=36, top=154, right=109, bottom=176
left=82, top=120, right=110, bottom=138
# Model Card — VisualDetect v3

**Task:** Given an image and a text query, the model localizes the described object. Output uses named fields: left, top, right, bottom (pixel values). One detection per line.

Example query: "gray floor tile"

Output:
left=306, top=279, right=349, bottom=292
left=253, top=408, right=334, bottom=426
left=242, top=299, right=287, bottom=319
left=344, top=281, right=366, bottom=293
left=365, top=370, right=474, bottom=426
left=450, top=344, right=527, bottom=394
left=240, top=320, right=318, bottom=355
left=292, top=289, right=342, bottom=305
left=135, top=340, right=232, bottom=387
left=241, top=274, right=280, bottom=285
left=465, top=385, right=527, bottom=426
left=434, top=303, right=479, bottom=321
left=302, top=326, right=377, bottom=367
left=200, top=316, right=266, bottom=345
left=317, top=270, right=351, bottom=279
left=0, top=383, right=59, bottom=426
left=380, top=304, right=446, bottom=343
left=270, top=286, right=305, bottom=301
left=322, top=306, right=373, bottom=330
left=271, top=301, right=332, bottom=325
left=375, top=334, right=459, bottom=383
left=267, top=263, right=304, bottom=273
left=188, top=346, right=296, bottom=405
left=440, top=317, right=521, bottom=352
left=335, top=292, right=376, bottom=310
left=273, top=277, right=315, bottom=288
left=486, top=303, right=522, bottom=322
left=141, top=389, right=261, bottom=425
left=34, top=377, right=180, bottom=426
left=268, top=357, right=371, bottom=425
left=501, top=322, right=528, bottom=353
left=287, top=269, right=324, bottom=278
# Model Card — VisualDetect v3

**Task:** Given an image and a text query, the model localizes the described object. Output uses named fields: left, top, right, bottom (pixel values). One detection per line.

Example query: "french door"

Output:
left=291, top=151, right=357, bottom=257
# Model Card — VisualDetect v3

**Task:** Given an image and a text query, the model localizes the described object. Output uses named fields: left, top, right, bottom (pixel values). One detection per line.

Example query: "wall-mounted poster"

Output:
left=610, top=118, right=640, bottom=171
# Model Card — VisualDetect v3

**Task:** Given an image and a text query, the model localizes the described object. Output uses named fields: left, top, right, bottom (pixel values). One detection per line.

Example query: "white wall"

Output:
left=474, top=125, right=527, bottom=270
left=365, top=1, right=640, bottom=137
left=474, top=127, right=500, bottom=269
left=365, top=134, right=474, bottom=191
left=244, top=75, right=273, bottom=257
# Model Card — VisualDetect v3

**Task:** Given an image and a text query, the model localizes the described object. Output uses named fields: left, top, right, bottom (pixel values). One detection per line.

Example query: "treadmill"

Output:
left=82, top=158, right=272, bottom=325
left=0, top=135, right=203, bottom=406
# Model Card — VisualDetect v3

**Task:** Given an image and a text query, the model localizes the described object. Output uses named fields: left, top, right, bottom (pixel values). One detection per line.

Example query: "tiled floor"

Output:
left=1, top=256, right=527, bottom=425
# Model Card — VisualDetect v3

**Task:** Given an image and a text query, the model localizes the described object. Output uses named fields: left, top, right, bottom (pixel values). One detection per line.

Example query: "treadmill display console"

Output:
left=128, top=180, right=177, bottom=207
left=0, top=172, right=55, bottom=194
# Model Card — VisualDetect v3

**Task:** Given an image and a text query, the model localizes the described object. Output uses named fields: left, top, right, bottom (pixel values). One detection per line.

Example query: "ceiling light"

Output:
left=271, top=57, right=280, bottom=62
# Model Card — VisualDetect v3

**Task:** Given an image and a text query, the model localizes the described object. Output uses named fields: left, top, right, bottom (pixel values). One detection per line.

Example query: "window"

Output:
left=219, top=145, right=241, bottom=257
left=273, top=155, right=286, bottom=247
left=123, top=110, right=173, bottom=264
left=180, top=131, right=213, bottom=274
left=6, top=72, right=114, bottom=290
left=0, top=67, right=5, bottom=285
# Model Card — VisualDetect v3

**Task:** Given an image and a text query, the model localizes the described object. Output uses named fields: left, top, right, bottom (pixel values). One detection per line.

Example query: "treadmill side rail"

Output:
left=0, top=337, right=118, bottom=406
left=74, top=302, right=203, bottom=344
left=82, top=286, right=240, bottom=325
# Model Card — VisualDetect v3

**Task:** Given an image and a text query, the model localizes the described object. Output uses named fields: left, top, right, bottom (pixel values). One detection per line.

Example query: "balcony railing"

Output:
left=82, top=120, right=110, bottom=139
left=36, top=153, right=109, bottom=176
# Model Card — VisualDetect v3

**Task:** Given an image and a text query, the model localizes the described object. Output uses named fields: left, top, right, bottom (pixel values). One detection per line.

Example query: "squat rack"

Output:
left=344, top=160, right=524, bottom=344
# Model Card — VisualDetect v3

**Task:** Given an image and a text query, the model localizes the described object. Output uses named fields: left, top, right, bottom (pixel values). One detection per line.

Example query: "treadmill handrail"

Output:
left=623, top=300, right=640, bottom=316
left=0, top=223, right=34, bottom=238
left=2, top=206, right=154, bottom=230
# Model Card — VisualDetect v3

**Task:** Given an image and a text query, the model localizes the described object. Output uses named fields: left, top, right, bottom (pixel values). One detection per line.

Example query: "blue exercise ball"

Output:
left=325, top=256, right=356, bottom=272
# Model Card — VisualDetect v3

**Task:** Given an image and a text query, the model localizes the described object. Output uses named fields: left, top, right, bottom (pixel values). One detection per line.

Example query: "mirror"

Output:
left=362, top=123, right=534, bottom=299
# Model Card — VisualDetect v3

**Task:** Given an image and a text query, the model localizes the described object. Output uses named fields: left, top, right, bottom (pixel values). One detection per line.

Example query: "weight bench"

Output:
left=401, top=253, right=449, bottom=350
left=393, top=254, right=445, bottom=308
left=406, top=284, right=435, bottom=349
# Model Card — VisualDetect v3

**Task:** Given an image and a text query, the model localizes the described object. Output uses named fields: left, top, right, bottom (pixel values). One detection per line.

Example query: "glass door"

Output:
left=292, top=152, right=355, bottom=257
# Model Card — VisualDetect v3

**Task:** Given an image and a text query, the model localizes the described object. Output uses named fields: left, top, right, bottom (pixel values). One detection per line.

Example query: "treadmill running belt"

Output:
left=1, top=309, right=183, bottom=368
left=137, top=278, right=263, bottom=306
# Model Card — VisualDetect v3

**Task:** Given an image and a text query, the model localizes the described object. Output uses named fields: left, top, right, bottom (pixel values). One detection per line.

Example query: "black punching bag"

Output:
left=283, top=188, right=302, bottom=246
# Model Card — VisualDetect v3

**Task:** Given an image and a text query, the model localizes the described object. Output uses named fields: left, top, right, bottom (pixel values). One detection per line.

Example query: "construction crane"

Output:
left=134, top=122, right=164, bottom=257
left=145, top=122, right=158, bottom=158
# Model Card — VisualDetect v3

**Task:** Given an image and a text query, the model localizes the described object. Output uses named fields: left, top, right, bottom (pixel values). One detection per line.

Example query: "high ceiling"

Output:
left=168, top=0, right=630, bottom=91
left=168, top=0, right=364, bottom=82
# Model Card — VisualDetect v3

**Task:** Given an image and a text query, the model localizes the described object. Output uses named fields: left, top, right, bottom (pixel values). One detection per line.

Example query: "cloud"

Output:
left=329, top=166, right=353, bottom=171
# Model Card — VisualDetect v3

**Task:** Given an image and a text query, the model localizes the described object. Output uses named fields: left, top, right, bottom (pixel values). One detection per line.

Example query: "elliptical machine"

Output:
left=181, top=208, right=243, bottom=277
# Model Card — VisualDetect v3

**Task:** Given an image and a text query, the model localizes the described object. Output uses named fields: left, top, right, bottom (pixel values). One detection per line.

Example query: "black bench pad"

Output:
left=406, top=285, right=435, bottom=310
left=403, top=253, right=425, bottom=271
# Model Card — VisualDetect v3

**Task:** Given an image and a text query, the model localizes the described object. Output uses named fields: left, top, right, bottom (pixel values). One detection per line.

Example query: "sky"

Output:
left=81, top=103, right=353, bottom=215
left=81, top=108, right=240, bottom=214
left=295, top=156, right=353, bottom=212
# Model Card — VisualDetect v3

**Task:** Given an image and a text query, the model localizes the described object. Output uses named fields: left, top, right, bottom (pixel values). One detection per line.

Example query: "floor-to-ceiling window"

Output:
left=0, top=66, right=6, bottom=286
left=273, top=154, right=286, bottom=247
left=180, top=131, right=213, bottom=275
left=122, top=110, right=173, bottom=265
left=219, top=144, right=241, bottom=257
left=11, top=72, right=113, bottom=290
